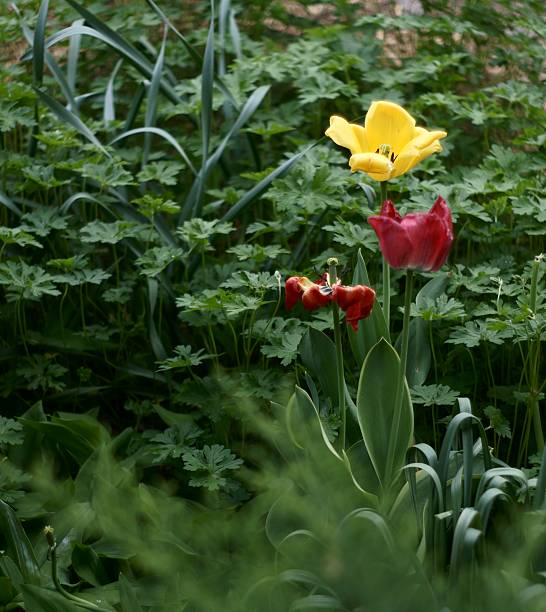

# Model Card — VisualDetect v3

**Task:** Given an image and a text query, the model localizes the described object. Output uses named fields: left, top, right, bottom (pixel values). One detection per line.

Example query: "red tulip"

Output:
left=285, top=276, right=332, bottom=311
left=285, top=274, right=375, bottom=331
left=368, top=196, right=453, bottom=272
left=333, top=284, right=376, bottom=331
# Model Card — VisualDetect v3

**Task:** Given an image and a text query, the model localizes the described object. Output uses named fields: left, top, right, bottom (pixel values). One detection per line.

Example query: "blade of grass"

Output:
left=104, top=59, right=123, bottom=126
left=0, top=190, right=22, bottom=216
left=180, top=85, right=270, bottom=221
left=123, top=84, right=145, bottom=132
left=13, top=9, right=78, bottom=113
left=143, top=25, right=168, bottom=166
left=147, top=278, right=167, bottom=360
left=33, top=88, right=110, bottom=156
left=229, top=7, right=242, bottom=60
left=145, top=0, right=202, bottom=64
left=109, top=127, right=196, bottom=175
left=220, top=143, right=315, bottom=223
left=66, top=18, right=84, bottom=92
left=33, top=0, right=49, bottom=87
left=23, top=22, right=180, bottom=105
left=193, top=15, right=215, bottom=216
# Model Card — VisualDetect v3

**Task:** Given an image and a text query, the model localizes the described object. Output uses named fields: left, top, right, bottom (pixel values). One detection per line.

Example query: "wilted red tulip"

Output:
left=285, top=276, right=333, bottom=311
left=285, top=274, right=375, bottom=331
left=333, top=284, right=376, bottom=331
left=368, top=196, right=453, bottom=272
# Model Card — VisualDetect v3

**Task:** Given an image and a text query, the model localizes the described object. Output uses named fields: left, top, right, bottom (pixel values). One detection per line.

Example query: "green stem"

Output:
left=385, top=269, right=414, bottom=487
left=328, top=258, right=346, bottom=451
left=529, top=256, right=544, bottom=453
left=379, top=181, right=390, bottom=328
left=45, top=528, right=106, bottom=611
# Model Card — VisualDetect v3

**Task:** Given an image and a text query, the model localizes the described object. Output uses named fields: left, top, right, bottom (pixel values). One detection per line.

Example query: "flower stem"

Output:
left=385, top=269, right=414, bottom=487
left=529, top=256, right=544, bottom=453
left=44, top=527, right=107, bottom=611
left=328, top=258, right=346, bottom=451
left=379, top=181, right=390, bottom=328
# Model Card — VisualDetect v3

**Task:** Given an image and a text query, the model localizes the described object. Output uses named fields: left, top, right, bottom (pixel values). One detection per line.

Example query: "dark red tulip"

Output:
left=368, top=196, right=453, bottom=272
left=333, top=284, right=376, bottom=331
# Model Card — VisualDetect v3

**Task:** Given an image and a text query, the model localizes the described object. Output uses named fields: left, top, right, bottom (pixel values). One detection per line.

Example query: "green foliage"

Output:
left=0, top=0, right=544, bottom=609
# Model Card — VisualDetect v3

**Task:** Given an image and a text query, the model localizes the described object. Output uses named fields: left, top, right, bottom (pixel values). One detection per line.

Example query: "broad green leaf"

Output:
left=72, top=544, right=108, bottom=587
left=356, top=338, right=413, bottom=487
left=300, top=328, right=338, bottom=406
left=20, top=420, right=95, bottom=465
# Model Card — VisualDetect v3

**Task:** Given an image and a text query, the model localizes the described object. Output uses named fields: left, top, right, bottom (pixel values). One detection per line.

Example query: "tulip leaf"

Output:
left=300, top=328, right=339, bottom=406
left=396, top=273, right=449, bottom=386
left=356, top=338, right=413, bottom=487
left=348, top=249, right=390, bottom=365
left=0, top=501, right=40, bottom=585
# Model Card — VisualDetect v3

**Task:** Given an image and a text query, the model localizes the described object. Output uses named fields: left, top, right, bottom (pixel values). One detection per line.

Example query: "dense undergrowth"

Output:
left=0, top=0, right=544, bottom=610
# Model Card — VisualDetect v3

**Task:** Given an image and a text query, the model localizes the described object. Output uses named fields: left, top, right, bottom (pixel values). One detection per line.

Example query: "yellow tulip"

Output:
left=325, top=101, right=447, bottom=182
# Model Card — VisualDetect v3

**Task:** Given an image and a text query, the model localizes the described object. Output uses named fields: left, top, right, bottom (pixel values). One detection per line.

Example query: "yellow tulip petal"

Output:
left=349, top=152, right=393, bottom=181
left=410, top=129, right=447, bottom=150
left=325, top=116, right=364, bottom=154
left=417, top=141, right=443, bottom=163
left=365, top=101, right=416, bottom=154
left=391, top=146, right=420, bottom=178
left=352, top=123, right=370, bottom=153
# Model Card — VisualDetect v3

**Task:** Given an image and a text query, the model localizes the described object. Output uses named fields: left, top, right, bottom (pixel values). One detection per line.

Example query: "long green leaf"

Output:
left=34, top=88, right=110, bottom=156
left=180, top=85, right=270, bottom=221
left=0, top=501, right=40, bottom=584
left=437, top=410, right=491, bottom=493
left=14, top=10, right=78, bottom=113
left=103, top=60, right=123, bottom=126
left=145, top=0, right=202, bottom=63
left=0, top=190, right=22, bottom=216
left=25, top=20, right=180, bottom=105
left=109, top=128, right=195, bottom=174
left=192, top=16, right=215, bottom=217
left=147, top=278, right=167, bottom=360
left=33, top=0, right=49, bottom=86
left=220, top=144, right=315, bottom=223
left=66, top=18, right=84, bottom=91
left=144, top=26, right=167, bottom=165
left=450, top=507, right=480, bottom=577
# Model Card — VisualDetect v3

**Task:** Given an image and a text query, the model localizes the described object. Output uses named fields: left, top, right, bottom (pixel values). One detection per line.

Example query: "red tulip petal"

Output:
left=368, top=215, right=414, bottom=269
left=285, top=276, right=304, bottom=310
left=401, top=210, right=452, bottom=271
left=333, top=285, right=376, bottom=330
left=302, top=284, right=332, bottom=310
left=379, top=199, right=402, bottom=222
